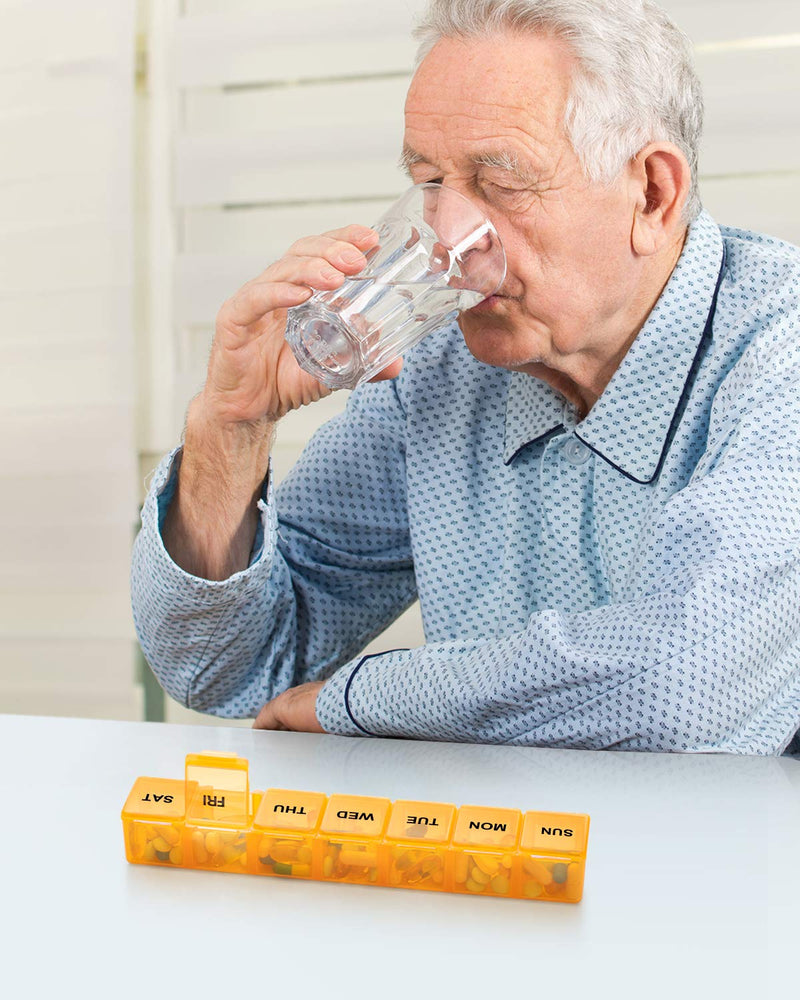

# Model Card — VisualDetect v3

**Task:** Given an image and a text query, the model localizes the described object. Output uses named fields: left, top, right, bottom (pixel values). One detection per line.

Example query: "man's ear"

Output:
left=629, top=142, right=692, bottom=256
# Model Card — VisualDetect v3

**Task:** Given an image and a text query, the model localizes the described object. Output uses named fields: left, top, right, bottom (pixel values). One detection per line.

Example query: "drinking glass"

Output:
left=285, top=183, right=506, bottom=389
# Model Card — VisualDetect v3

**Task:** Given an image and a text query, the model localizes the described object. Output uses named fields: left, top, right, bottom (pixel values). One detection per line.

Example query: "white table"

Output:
left=2, top=714, right=797, bottom=998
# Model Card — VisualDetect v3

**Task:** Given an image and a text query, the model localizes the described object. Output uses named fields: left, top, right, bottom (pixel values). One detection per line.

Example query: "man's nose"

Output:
left=423, top=184, right=491, bottom=252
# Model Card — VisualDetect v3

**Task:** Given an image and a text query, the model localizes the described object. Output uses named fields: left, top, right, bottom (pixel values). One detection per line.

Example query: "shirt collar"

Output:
left=503, top=211, right=726, bottom=479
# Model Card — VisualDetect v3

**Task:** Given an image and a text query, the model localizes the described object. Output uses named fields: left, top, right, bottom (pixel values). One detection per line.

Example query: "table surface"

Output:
left=2, top=714, right=798, bottom=998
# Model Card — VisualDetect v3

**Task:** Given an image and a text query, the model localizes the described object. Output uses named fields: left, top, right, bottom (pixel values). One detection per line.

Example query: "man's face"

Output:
left=403, top=32, right=644, bottom=384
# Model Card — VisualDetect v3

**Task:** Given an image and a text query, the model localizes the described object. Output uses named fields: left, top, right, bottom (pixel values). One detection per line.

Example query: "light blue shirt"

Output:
left=132, top=211, right=800, bottom=754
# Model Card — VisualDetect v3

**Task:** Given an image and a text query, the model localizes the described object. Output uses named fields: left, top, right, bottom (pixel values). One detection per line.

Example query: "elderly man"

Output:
left=132, top=0, right=800, bottom=753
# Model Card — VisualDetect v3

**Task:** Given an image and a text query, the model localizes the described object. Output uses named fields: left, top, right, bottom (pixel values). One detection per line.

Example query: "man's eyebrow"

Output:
left=471, top=150, right=537, bottom=183
left=399, top=145, right=425, bottom=176
left=399, top=145, right=537, bottom=183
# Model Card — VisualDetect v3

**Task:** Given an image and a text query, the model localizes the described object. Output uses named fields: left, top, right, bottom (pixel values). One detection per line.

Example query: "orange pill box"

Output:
left=121, top=753, right=590, bottom=903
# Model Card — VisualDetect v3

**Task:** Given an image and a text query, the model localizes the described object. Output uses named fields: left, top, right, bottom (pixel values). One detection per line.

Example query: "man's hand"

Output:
left=252, top=681, right=326, bottom=732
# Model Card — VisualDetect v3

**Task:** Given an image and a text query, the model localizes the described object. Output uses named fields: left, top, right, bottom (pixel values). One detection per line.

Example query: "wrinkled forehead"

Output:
left=404, top=32, right=574, bottom=164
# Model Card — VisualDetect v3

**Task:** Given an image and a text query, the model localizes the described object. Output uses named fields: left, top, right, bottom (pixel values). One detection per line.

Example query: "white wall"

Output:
left=0, top=0, right=141, bottom=719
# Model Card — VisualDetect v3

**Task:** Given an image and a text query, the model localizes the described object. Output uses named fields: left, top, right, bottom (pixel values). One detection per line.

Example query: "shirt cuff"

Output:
left=315, top=649, right=412, bottom=737
left=140, top=446, right=277, bottom=605
left=315, top=662, right=368, bottom=736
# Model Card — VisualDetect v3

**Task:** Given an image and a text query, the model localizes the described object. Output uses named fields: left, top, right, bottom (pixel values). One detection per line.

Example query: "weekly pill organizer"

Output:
left=121, top=752, right=590, bottom=902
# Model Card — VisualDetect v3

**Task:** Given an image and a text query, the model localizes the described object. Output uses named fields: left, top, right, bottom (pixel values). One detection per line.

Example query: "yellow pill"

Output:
left=221, top=843, right=246, bottom=865
left=220, top=831, right=237, bottom=845
left=297, top=845, right=312, bottom=864
left=565, top=863, right=583, bottom=900
left=160, top=826, right=181, bottom=847
left=169, top=846, right=184, bottom=865
left=390, top=868, right=402, bottom=885
left=257, top=836, right=273, bottom=858
left=523, top=857, right=552, bottom=885
left=369, top=869, right=378, bottom=883
left=523, top=880, right=544, bottom=898
left=240, top=853, right=248, bottom=868
left=205, top=831, right=221, bottom=854
left=465, top=878, right=485, bottom=893
left=292, top=864, right=311, bottom=877
left=191, top=830, right=209, bottom=864
left=270, top=842, right=300, bottom=864
left=473, top=854, right=500, bottom=876
left=151, top=836, right=171, bottom=854
left=144, top=825, right=159, bottom=840
left=501, top=853, right=514, bottom=869
left=340, top=849, right=377, bottom=867
left=323, top=855, right=334, bottom=877
left=491, top=874, right=510, bottom=894
left=143, top=842, right=156, bottom=862
left=132, top=825, right=147, bottom=855
left=432, top=871, right=444, bottom=885
left=454, top=854, right=469, bottom=883
left=470, top=865, right=491, bottom=885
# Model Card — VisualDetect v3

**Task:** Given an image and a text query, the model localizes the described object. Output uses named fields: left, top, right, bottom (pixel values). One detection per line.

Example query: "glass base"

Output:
left=285, top=302, right=366, bottom=390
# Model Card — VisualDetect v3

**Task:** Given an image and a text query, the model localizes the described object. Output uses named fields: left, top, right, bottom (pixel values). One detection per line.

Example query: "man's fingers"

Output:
left=252, top=702, right=276, bottom=730
left=221, top=226, right=379, bottom=331
left=284, top=236, right=372, bottom=274
left=259, top=255, right=351, bottom=292
left=222, top=281, right=312, bottom=329
left=320, top=224, right=379, bottom=248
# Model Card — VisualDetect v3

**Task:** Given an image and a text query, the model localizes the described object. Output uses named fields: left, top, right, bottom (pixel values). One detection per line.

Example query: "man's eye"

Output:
left=487, top=182, right=524, bottom=196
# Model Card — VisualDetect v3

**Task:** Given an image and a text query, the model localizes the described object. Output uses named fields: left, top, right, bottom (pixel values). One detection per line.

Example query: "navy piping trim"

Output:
left=343, top=648, right=410, bottom=736
left=574, top=245, right=728, bottom=486
left=504, top=425, right=564, bottom=466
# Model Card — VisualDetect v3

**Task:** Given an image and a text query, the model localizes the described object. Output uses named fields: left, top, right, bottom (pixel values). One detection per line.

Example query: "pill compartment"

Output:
left=184, top=753, right=252, bottom=873
left=250, top=788, right=327, bottom=879
left=317, top=794, right=391, bottom=886
left=450, top=806, right=522, bottom=897
left=121, top=777, right=189, bottom=867
left=384, top=799, right=455, bottom=891
left=519, top=811, right=590, bottom=903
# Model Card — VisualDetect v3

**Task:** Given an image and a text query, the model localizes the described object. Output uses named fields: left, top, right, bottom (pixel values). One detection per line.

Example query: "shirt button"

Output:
left=562, top=437, right=590, bottom=465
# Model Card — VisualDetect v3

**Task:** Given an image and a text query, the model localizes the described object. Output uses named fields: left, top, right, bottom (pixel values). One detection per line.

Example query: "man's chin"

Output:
left=458, top=314, right=530, bottom=370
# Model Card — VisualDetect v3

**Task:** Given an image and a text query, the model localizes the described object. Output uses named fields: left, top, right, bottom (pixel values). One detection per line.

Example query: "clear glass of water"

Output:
left=285, top=183, right=506, bottom=389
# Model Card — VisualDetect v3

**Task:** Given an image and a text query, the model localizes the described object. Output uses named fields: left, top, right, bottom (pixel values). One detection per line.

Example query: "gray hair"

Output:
left=413, top=0, right=703, bottom=222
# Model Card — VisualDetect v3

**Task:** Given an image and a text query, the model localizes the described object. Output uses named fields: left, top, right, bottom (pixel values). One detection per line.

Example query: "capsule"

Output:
left=131, top=824, right=148, bottom=856
left=523, top=856, right=553, bottom=885
left=270, top=841, right=301, bottom=864
left=160, top=826, right=181, bottom=847
left=191, top=830, right=209, bottom=864
left=339, top=848, right=377, bottom=868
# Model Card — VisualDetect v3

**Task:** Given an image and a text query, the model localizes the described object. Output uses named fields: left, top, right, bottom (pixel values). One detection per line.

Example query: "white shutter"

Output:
left=0, top=0, right=140, bottom=719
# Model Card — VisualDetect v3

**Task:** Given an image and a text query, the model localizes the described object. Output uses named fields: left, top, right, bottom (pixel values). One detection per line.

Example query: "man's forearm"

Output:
left=161, top=395, right=276, bottom=581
